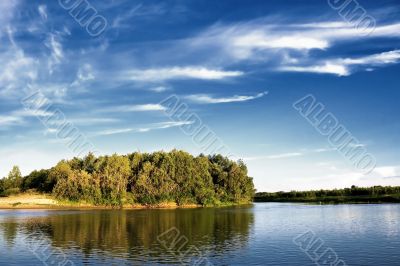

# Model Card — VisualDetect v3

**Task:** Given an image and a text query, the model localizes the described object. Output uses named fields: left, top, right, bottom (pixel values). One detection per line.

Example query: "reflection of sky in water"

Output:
left=0, top=204, right=399, bottom=265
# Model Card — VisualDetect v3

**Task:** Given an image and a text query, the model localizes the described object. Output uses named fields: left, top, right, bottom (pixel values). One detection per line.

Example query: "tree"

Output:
left=83, top=152, right=96, bottom=174
left=13, top=150, right=256, bottom=206
left=22, top=169, right=50, bottom=192
left=47, top=161, right=73, bottom=192
left=98, top=154, right=130, bottom=206
left=3, top=166, right=23, bottom=194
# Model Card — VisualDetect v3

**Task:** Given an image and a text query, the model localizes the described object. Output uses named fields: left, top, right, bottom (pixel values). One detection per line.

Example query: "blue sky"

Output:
left=1, top=0, right=400, bottom=191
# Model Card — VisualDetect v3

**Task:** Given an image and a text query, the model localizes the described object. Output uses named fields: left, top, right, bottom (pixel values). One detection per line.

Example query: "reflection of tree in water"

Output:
left=19, top=206, right=254, bottom=261
left=0, top=217, right=19, bottom=246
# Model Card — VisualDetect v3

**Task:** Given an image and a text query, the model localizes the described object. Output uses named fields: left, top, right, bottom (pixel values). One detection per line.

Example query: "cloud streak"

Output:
left=185, top=19, right=400, bottom=76
left=244, top=152, right=303, bottom=161
left=102, top=104, right=167, bottom=112
left=190, top=20, right=400, bottom=60
left=280, top=50, right=400, bottom=76
left=185, top=91, right=268, bottom=104
left=126, top=66, right=243, bottom=81
left=243, top=147, right=337, bottom=161
left=95, top=121, right=194, bottom=136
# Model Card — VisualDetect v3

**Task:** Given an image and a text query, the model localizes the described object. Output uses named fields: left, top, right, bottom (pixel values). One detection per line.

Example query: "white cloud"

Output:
left=103, top=104, right=167, bottom=113
left=0, top=107, right=54, bottom=128
left=233, top=32, right=328, bottom=51
left=184, top=19, right=400, bottom=76
left=70, top=64, right=95, bottom=89
left=190, top=20, right=400, bottom=61
left=185, top=91, right=268, bottom=104
left=95, top=121, right=194, bottom=136
left=189, top=22, right=329, bottom=61
left=373, top=166, right=400, bottom=177
left=12, top=109, right=53, bottom=117
left=267, top=152, right=303, bottom=159
left=243, top=147, right=337, bottom=161
left=244, top=152, right=303, bottom=161
left=70, top=117, right=119, bottom=125
left=0, top=49, right=38, bottom=97
left=96, top=128, right=133, bottom=136
left=38, top=5, right=47, bottom=21
left=0, top=115, right=22, bottom=126
left=0, top=1, right=19, bottom=30
left=313, top=148, right=337, bottom=153
left=280, top=63, right=350, bottom=76
left=150, top=86, right=170, bottom=92
left=125, top=104, right=166, bottom=111
left=280, top=50, right=400, bottom=76
left=126, top=66, right=243, bottom=81
left=341, top=50, right=400, bottom=65
left=138, top=121, right=194, bottom=132
left=111, top=4, right=143, bottom=29
left=45, top=33, right=64, bottom=74
left=76, top=64, right=95, bottom=82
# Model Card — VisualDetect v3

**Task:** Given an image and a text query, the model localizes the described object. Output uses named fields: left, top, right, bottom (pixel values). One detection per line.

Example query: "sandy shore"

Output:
left=0, top=193, right=58, bottom=209
left=0, top=193, right=202, bottom=209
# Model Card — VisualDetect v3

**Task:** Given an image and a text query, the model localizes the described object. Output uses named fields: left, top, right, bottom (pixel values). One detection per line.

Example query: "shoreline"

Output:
left=254, top=197, right=400, bottom=204
left=0, top=204, right=202, bottom=210
left=0, top=193, right=251, bottom=210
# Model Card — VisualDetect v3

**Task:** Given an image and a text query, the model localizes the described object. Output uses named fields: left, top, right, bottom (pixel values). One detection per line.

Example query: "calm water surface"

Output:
left=0, top=203, right=399, bottom=265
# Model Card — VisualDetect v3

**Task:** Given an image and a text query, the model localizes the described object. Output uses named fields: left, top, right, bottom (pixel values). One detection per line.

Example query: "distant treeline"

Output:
left=255, top=186, right=400, bottom=203
left=0, top=150, right=255, bottom=207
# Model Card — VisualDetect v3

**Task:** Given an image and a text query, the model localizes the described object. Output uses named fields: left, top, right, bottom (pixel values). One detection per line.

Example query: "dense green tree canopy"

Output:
left=2, top=150, right=255, bottom=207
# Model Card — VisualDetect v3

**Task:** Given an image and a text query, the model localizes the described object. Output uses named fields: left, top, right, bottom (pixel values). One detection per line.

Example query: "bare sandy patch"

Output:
left=0, top=193, right=57, bottom=208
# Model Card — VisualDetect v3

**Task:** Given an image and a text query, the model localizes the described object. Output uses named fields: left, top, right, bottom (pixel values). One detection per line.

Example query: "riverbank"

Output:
left=0, top=192, right=57, bottom=209
left=0, top=192, right=249, bottom=209
left=254, top=186, right=400, bottom=204
left=0, top=193, right=195, bottom=209
left=254, top=195, right=400, bottom=204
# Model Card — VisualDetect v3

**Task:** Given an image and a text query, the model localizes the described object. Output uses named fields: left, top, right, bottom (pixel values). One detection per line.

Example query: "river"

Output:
left=0, top=203, right=399, bottom=265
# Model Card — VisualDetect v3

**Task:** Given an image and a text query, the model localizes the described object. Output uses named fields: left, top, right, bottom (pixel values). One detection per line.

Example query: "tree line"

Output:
left=0, top=150, right=255, bottom=207
left=255, top=185, right=400, bottom=203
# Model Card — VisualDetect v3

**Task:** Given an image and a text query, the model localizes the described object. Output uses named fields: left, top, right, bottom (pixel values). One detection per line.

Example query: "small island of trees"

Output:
left=0, top=150, right=255, bottom=207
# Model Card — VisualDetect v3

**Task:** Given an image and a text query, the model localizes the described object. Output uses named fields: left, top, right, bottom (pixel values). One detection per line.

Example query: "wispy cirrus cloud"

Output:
left=190, top=19, right=400, bottom=60
left=244, top=147, right=337, bottom=161
left=69, top=117, right=120, bottom=125
left=125, top=66, right=243, bottom=81
left=38, top=5, right=48, bottom=21
left=280, top=63, right=349, bottom=76
left=0, top=115, right=22, bottom=126
left=0, top=49, right=38, bottom=97
left=95, top=121, right=194, bottom=136
left=185, top=91, right=268, bottom=104
left=0, top=108, right=52, bottom=127
left=244, top=152, right=303, bottom=161
left=0, top=1, right=19, bottom=30
left=150, top=86, right=170, bottom=93
left=45, top=33, right=64, bottom=74
left=185, top=18, right=400, bottom=76
left=103, top=104, right=167, bottom=112
left=280, top=49, right=400, bottom=76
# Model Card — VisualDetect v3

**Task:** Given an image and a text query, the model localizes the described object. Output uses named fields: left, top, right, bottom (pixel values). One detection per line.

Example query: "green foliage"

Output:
left=10, top=150, right=255, bottom=207
left=0, top=166, right=22, bottom=196
left=255, top=185, right=400, bottom=203
left=53, top=170, right=102, bottom=204
left=98, top=154, right=130, bottom=206
left=22, top=169, right=50, bottom=192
